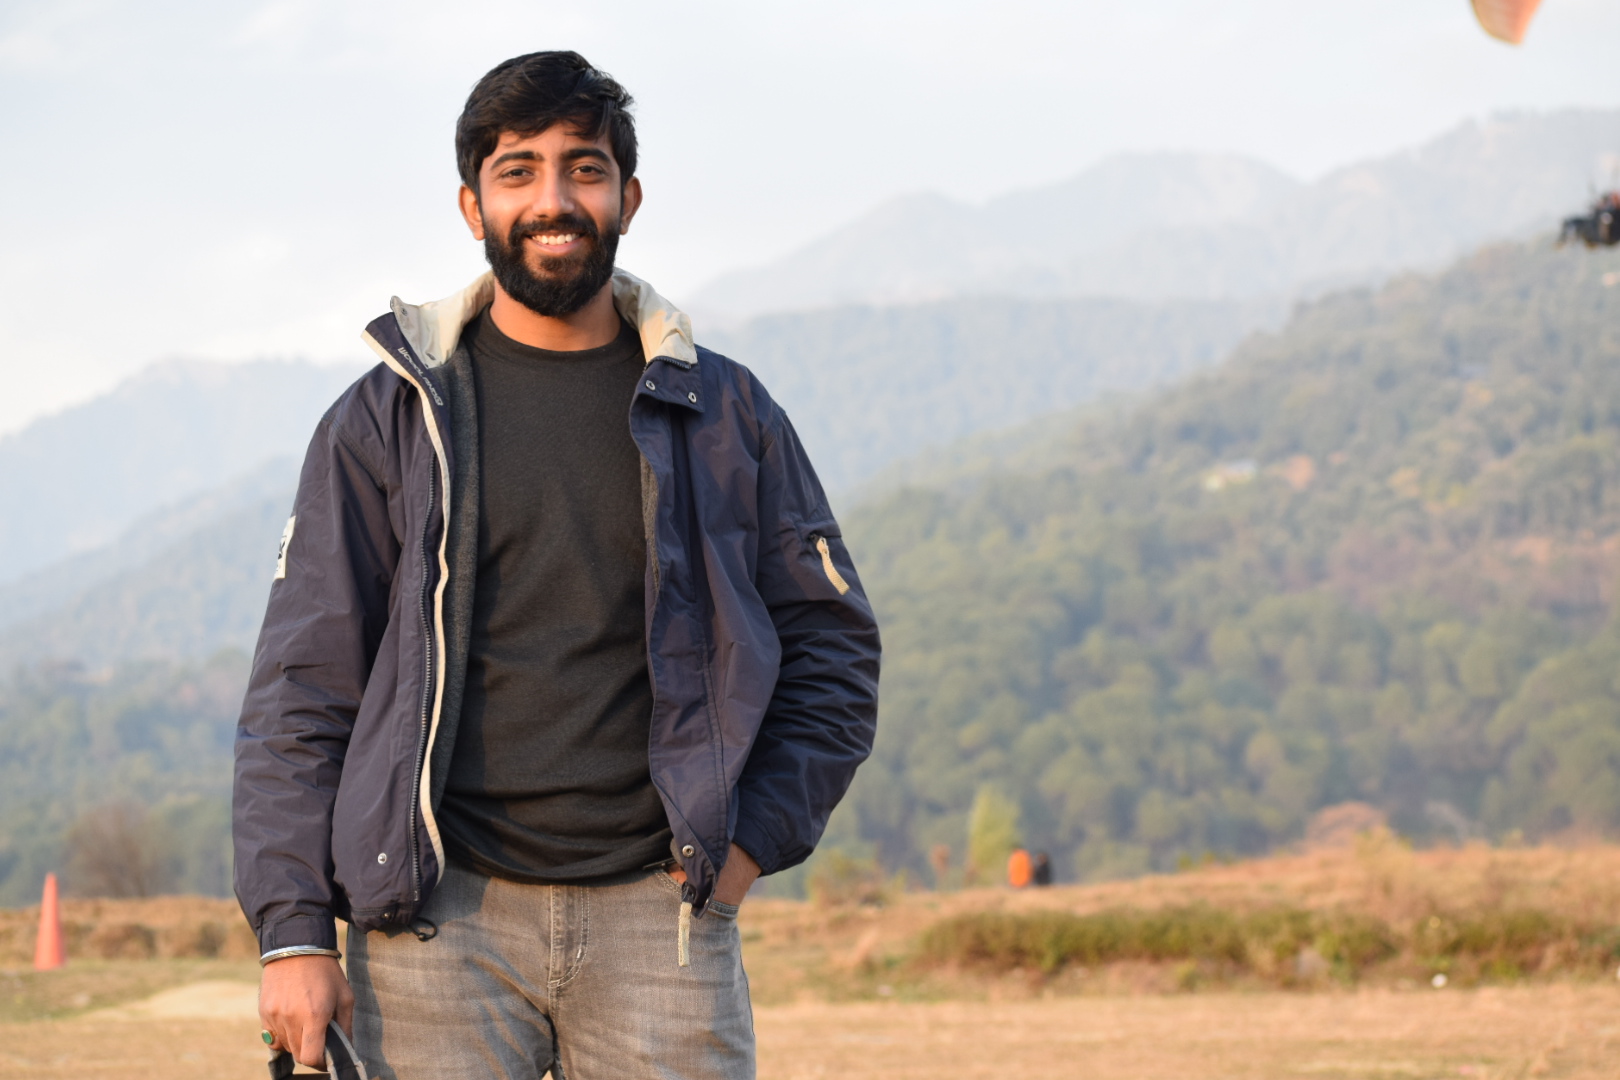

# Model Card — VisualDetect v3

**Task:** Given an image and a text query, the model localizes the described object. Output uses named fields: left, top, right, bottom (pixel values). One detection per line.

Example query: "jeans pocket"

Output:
left=707, top=900, right=740, bottom=920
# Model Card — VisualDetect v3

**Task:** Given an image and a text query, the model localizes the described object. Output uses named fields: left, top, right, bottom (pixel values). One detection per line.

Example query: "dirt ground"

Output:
left=755, top=987, right=1620, bottom=1079
left=1, top=981, right=1617, bottom=1079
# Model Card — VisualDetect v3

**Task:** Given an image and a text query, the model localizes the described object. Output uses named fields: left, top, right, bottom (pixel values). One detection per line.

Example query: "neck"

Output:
left=487, top=280, right=621, bottom=351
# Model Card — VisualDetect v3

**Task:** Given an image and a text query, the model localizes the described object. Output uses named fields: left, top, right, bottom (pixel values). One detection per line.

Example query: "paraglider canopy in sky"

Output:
left=1472, top=0, right=1544, bottom=44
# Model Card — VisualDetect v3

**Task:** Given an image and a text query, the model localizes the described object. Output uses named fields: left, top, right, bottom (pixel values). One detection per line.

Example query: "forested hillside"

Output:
left=0, top=654, right=244, bottom=905
left=836, top=239, right=1620, bottom=883
left=5, top=239, right=1619, bottom=904
left=707, top=294, right=1264, bottom=492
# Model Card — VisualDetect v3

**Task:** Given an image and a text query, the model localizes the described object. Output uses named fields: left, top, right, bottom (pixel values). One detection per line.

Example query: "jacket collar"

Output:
left=384, top=268, right=698, bottom=371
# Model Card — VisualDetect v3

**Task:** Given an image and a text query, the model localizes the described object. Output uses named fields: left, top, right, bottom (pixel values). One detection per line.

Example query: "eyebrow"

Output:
left=489, top=146, right=612, bottom=169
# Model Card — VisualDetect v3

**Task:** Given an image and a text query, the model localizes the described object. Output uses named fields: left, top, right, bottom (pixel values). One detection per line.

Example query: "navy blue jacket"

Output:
left=233, top=271, right=880, bottom=957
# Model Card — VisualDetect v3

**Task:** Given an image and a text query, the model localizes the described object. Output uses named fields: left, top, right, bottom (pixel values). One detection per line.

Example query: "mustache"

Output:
left=507, top=214, right=601, bottom=248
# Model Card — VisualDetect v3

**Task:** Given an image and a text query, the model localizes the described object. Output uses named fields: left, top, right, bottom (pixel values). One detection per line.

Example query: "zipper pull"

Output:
left=813, top=534, right=851, bottom=596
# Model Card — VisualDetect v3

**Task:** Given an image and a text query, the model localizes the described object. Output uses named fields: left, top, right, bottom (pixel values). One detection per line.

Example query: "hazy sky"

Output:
left=2, top=0, right=1617, bottom=435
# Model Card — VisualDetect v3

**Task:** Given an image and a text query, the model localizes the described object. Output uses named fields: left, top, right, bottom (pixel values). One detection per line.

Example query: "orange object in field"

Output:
left=1471, top=0, right=1543, bottom=43
left=34, top=872, right=65, bottom=971
left=1007, top=848, right=1033, bottom=889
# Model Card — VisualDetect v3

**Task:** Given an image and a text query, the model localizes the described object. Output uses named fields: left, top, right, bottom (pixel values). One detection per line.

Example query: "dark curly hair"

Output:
left=455, top=51, right=637, bottom=193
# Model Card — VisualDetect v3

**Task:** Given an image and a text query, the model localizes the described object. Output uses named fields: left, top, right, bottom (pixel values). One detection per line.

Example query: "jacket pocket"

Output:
left=806, top=530, right=851, bottom=596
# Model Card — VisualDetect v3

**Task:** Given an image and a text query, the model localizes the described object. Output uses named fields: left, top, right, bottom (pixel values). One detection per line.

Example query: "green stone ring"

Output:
left=262, top=1030, right=275, bottom=1045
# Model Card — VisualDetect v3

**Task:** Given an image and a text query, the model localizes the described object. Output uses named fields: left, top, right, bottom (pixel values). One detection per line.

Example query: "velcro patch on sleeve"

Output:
left=275, top=514, right=297, bottom=581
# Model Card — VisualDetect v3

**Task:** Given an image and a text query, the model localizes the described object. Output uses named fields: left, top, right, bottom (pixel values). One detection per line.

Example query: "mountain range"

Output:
left=0, top=359, right=361, bottom=587
left=0, top=291, right=1260, bottom=670
left=693, top=110, right=1620, bottom=318
left=3, top=109, right=1620, bottom=901
left=8, top=109, right=1611, bottom=618
left=0, top=473, right=293, bottom=668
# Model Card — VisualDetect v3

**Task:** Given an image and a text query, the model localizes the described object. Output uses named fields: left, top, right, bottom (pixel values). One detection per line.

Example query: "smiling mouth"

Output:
left=529, top=233, right=581, bottom=247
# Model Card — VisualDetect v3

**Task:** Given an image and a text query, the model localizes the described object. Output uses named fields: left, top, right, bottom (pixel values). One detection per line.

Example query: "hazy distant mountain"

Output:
left=0, top=483, right=292, bottom=668
left=693, top=111, right=1619, bottom=318
left=0, top=457, right=296, bottom=634
left=0, top=358, right=361, bottom=585
left=0, top=292, right=1260, bottom=668
left=695, top=154, right=1298, bottom=316
left=704, top=293, right=1270, bottom=494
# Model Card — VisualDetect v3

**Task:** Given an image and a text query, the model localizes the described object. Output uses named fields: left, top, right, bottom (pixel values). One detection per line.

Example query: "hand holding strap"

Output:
left=267, top=1020, right=367, bottom=1080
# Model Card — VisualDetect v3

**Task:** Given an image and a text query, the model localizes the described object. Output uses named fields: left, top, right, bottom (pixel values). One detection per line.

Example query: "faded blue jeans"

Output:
left=347, top=861, right=754, bottom=1080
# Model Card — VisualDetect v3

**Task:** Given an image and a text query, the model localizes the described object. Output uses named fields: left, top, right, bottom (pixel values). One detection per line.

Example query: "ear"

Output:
left=458, top=184, right=486, bottom=241
left=619, top=176, right=644, bottom=235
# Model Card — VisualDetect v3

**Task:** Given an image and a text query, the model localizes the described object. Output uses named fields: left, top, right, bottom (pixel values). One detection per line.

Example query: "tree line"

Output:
left=829, top=241, right=1620, bottom=885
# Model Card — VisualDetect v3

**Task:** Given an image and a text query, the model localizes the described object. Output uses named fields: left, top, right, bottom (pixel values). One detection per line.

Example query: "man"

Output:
left=234, top=51, right=880, bottom=1080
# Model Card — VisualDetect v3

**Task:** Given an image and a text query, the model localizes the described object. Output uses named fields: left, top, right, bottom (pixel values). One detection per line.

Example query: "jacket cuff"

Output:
left=732, top=810, right=784, bottom=876
left=256, top=912, right=339, bottom=957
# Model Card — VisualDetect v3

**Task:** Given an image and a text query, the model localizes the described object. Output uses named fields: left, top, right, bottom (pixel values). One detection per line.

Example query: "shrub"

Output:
left=915, top=904, right=1556, bottom=982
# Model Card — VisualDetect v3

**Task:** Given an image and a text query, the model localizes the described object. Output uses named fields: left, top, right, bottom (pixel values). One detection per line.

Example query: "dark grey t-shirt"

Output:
left=437, top=310, right=672, bottom=883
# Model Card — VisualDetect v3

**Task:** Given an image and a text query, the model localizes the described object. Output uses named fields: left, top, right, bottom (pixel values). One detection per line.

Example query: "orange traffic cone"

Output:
left=1007, top=848, right=1033, bottom=889
left=33, top=872, right=65, bottom=971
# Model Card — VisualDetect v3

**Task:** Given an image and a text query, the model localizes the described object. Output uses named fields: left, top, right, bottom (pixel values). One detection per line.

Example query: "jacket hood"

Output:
left=380, top=267, right=698, bottom=370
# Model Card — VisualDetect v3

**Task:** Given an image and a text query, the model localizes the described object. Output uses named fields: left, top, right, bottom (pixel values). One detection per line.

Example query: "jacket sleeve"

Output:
left=233, top=408, right=398, bottom=957
left=732, top=403, right=881, bottom=874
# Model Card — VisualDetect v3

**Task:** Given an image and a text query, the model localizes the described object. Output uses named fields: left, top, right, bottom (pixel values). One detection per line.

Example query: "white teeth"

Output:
left=533, top=233, right=579, bottom=246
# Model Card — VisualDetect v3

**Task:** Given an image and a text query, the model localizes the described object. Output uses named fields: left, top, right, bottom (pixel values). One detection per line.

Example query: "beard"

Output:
left=484, top=210, right=620, bottom=318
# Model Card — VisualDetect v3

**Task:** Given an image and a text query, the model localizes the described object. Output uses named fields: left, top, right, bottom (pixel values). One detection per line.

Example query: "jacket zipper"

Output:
left=640, top=430, right=694, bottom=912
left=650, top=462, right=699, bottom=957
left=812, top=534, right=851, bottom=595
left=636, top=394, right=702, bottom=917
left=407, top=463, right=437, bottom=902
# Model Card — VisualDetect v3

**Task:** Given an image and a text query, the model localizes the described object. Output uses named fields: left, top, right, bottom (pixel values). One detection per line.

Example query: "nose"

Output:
left=526, top=166, right=576, bottom=222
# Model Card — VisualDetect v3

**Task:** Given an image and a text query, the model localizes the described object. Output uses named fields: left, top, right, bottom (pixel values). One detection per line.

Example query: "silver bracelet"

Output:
left=260, top=945, right=342, bottom=966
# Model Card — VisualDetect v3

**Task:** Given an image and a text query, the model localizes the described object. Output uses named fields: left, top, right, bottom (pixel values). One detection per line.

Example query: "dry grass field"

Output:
left=739, top=834, right=1620, bottom=1000
left=2, top=981, right=1616, bottom=1079
left=4, top=840, right=1620, bottom=1078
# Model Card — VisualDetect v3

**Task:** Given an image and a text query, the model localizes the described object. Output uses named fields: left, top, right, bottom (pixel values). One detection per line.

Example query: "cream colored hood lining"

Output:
left=383, top=268, right=697, bottom=370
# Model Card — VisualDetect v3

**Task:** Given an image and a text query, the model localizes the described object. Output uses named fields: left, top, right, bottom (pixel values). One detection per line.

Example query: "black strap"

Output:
left=267, top=1020, right=367, bottom=1080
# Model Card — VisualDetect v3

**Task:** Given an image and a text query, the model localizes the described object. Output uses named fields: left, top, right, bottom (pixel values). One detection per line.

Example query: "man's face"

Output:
left=458, top=124, right=642, bottom=318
